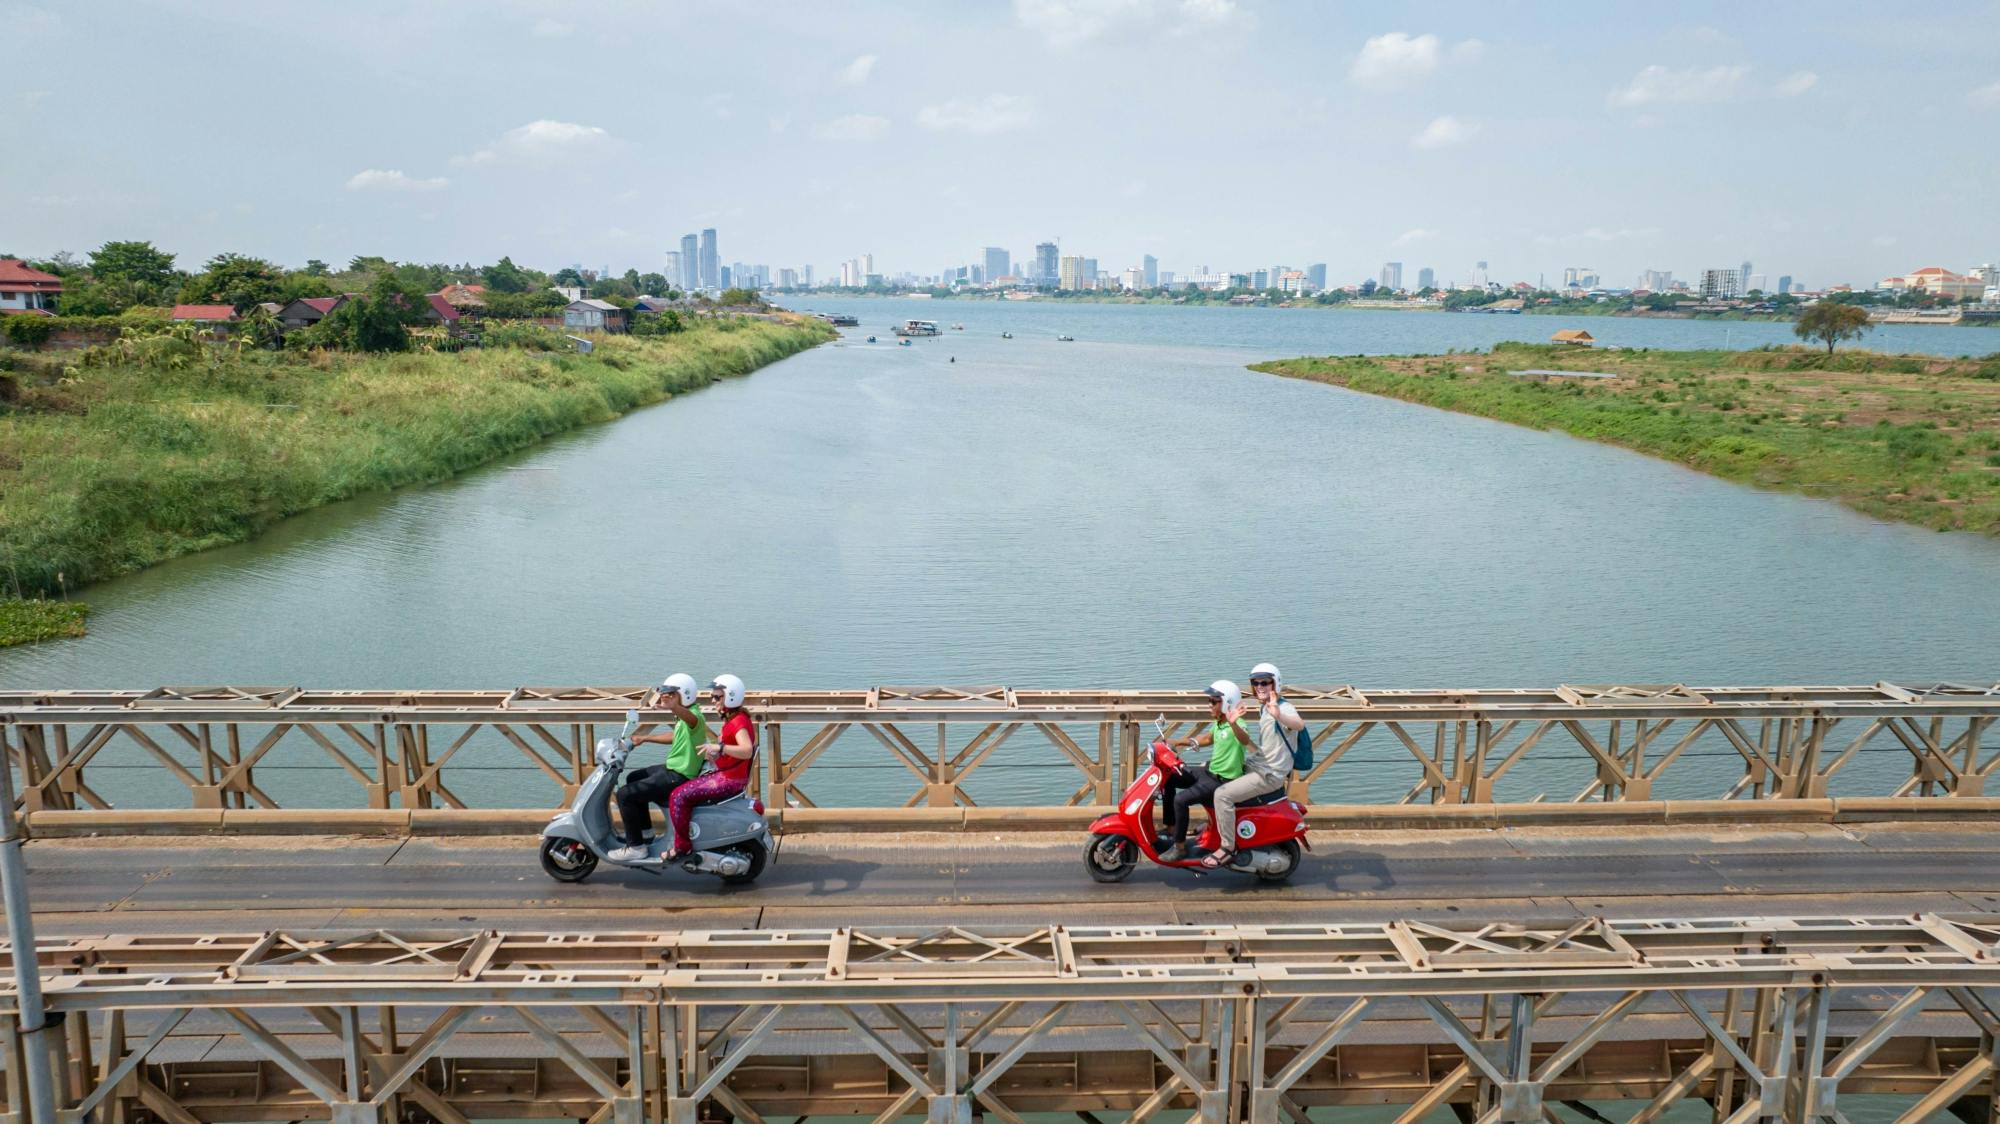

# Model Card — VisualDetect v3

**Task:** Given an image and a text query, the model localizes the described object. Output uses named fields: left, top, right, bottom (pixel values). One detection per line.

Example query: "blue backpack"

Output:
left=1280, top=699, right=1314, bottom=773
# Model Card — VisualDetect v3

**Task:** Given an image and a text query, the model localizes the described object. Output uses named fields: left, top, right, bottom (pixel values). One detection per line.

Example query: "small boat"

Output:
left=1056, top=334, right=1075, bottom=341
left=894, top=319, right=942, bottom=337
left=866, top=335, right=877, bottom=343
left=898, top=338, right=912, bottom=347
left=951, top=323, right=965, bottom=330
left=1000, top=332, right=1013, bottom=339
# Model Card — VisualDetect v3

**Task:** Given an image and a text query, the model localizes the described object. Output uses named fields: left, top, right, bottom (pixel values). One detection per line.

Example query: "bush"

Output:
left=0, top=599, right=89, bottom=647
left=1, top=317, right=57, bottom=346
left=483, top=322, right=567, bottom=351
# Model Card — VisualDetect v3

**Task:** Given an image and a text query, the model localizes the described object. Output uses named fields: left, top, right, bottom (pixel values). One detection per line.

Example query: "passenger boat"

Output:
left=1001, top=332, right=1013, bottom=339
left=1056, top=334, right=1075, bottom=341
left=951, top=323, right=965, bottom=330
left=893, top=319, right=942, bottom=337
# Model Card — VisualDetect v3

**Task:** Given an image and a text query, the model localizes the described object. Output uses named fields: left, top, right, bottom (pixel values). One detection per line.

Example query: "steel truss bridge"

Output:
left=2, top=916, right=2000, bottom=1123
left=6, top=684, right=2000, bottom=827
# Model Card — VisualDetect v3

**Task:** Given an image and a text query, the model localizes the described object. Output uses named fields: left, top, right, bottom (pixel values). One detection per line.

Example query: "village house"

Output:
left=276, top=295, right=350, bottom=332
left=433, top=282, right=487, bottom=309
left=563, top=298, right=628, bottom=333
left=1551, top=329, right=1595, bottom=346
left=170, top=303, right=238, bottom=324
left=0, top=258, right=63, bottom=315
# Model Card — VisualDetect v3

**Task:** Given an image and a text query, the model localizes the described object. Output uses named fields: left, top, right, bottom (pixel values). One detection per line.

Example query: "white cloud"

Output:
left=839, top=54, right=878, bottom=85
left=916, top=94, right=1033, bottom=134
left=814, top=114, right=890, bottom=142
left=344, top=169, right=448, bottom=193
left=1972, top=82, right=2000, bottom=109
left=1411, top=115, right=1475, bottom=149
left=1349, top=32, right=1482, bottom=90
left=1392, top=228, right=1436, bottom=246
left=1609, top=64, right=1750, bottom=106
left=457, top=120, right=611, bottom=165
left=530, top=17, right=571, bottom=37
left=1775, top=71, right=1818, bottom=97
left=1013, top=0, right=1245, bottom=49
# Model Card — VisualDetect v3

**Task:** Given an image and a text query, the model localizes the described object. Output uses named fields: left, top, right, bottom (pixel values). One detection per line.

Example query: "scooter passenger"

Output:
left=1207, top=662, right=1302, bottom=868
left=665, top=674, right=757, bottom=859
left=607, top=673, right=709, bottom=862
left=1157, top=679, right=1255, bottom=862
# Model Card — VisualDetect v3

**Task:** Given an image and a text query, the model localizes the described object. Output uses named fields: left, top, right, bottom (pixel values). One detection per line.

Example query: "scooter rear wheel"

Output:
left=720, top=838, right=768, bottom=886
left=539, top=837, right=597, bottom=883
left=1085, top=833, right=1138, bottom=883
left=1256, top=840, right=1303, bottom=883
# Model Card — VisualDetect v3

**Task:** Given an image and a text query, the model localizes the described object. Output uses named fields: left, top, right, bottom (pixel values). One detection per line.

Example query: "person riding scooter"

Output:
left=1209, top=661, right=1302, bottom=866
left=1157, top=679, right=1255, bottom=863
left=664, top=674, right=757, bottom=860
left=607, top=673, right=709, bottom=862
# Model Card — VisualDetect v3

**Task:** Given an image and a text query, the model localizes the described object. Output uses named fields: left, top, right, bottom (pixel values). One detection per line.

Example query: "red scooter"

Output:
left=1084, top=720, right=1309, bottom=882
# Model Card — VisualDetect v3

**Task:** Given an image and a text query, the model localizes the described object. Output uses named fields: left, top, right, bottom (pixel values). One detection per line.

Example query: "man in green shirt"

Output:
left=1157, top=680, right=1255, bottom=861
left=609, top=673, right=711, bottom=861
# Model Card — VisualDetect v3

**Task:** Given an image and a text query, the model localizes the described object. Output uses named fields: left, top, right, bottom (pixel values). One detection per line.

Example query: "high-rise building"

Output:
left=1475, top=260, right=1490, bottom=288
left=1639, top=270, right=1673, bottom=292
left=1380, top=262, right=1403, bottom=291
left=803, top=265, right=814, bottom=288
left=1141, top=254, right=1158, bottom=288
left=1700, top=269, right=1741, bottom=300
left=1306, top=263, right=1327, bottom=291
left=1121, top=267, right=1145, bottom=290
left=699, top=229, right=719, bottom=289
left=1034, top=242, right=1059, bottom=286
left=1417, top=267, right=1435, bottom=291
left=663, top=251, right=684, bottom=291
left=718, top=265, right=732, bottom=288
left=983, top=247, right=1011, bottom=285
left=679, top=234, right=699, bottom=289
left=1058, top=255, right=1087, bottom=290
left=1777, top=275, right=1793, bottom=295
left=1251, top=269, right=1269, bottom=290
left=1740, top=261, right=1753, bottom=293
left=1159, top=270, right=1176, bottom=288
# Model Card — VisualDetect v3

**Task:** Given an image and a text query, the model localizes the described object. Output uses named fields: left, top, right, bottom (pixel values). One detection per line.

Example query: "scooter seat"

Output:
left=1238, top=788, right=1289, bottom=809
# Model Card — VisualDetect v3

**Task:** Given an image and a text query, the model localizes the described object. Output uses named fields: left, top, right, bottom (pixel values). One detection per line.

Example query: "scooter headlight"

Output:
left=593, top=737, right=624, bottom=767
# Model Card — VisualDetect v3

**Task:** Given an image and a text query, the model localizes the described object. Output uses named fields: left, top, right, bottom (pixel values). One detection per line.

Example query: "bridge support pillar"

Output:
left=666, top=1096, right=700, bottom=1124
left=926, top=1094, right=972, bottom=1123
left=329, top=1102, right=381, bottom=1124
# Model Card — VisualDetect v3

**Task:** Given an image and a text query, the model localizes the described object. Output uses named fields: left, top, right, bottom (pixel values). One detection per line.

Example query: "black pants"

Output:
left=1162, top=768, right=1226, bottom=847
left=617, top=765, right=692, bottom=845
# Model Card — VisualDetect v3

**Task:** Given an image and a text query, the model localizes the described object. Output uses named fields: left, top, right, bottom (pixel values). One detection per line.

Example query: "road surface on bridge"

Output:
left=22, top=820, right=2000, bottom=935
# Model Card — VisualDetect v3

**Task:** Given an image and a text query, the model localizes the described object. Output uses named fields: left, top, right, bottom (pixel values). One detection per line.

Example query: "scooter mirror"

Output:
left=622, top=710, right=639, bottom=737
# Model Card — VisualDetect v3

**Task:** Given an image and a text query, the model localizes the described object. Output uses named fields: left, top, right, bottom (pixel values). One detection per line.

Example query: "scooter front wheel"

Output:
left=539, top=837, right=597, bottom=883
left=1085, top=833, right=1138, bottom=883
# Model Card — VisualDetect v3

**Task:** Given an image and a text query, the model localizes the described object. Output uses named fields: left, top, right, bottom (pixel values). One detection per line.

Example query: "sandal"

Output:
left=1200, top=847, right=1237, bottom=869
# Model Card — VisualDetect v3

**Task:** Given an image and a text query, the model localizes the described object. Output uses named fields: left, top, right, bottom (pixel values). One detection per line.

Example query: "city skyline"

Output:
left=5, top=4, right=1996, bottom=286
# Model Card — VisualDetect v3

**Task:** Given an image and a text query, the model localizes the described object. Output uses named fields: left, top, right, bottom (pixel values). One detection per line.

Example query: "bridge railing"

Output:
left=4, top=683, right=1999, bottom=817
left=3, top=915, right=1998, bottom=1121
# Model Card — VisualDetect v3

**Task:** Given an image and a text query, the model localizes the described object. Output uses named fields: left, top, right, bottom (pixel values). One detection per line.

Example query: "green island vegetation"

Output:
left=1253, top=340, right=2000, bottom=536
left=0, top=241, right=831, bottom=646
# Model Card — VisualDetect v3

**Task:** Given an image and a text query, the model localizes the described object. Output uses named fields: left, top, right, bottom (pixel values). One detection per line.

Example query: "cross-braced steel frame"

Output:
left=3, top=915, right=1999, bottom=1122
left=6, top=683, right=2000, bottom=818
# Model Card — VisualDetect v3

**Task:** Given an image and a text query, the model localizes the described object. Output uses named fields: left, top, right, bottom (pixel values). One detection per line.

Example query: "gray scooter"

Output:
left=539, top=710, right=773, bottom=885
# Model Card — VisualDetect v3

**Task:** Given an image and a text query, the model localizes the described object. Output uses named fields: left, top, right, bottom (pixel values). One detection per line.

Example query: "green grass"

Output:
left=0, top=599, right=88, bottom=647
left=1252, top=343, right=2000, bottom=535
left=0, top=316, right=834, bottom=608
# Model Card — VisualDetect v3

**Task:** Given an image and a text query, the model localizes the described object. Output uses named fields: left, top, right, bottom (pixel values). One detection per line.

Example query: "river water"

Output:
left=7, top=301, right=2000, bottom=808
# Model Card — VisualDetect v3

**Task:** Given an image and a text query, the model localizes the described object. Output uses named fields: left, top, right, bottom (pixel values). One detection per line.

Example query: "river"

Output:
left=7, top=300, right=2000, bottom=808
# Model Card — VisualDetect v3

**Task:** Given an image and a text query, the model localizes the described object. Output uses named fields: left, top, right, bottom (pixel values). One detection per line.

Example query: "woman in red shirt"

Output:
left=665, top=674, right=757, bottom=858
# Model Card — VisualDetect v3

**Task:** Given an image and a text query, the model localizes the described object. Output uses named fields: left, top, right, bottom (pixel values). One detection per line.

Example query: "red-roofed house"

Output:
left=434, top=282, right=486, bottom=308
left=277, top=295, right=350, bottom=331
left=0, top=258, right=63, bottom=315
left=424, top=293, right=462, bottom=326
left=171, top=304, right=239, bottom=324
left=1880, top=267, right=1985, bottom=300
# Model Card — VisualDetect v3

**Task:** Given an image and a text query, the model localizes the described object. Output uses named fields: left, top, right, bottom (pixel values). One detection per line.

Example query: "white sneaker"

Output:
left=606, top=844, right=649, bottom=862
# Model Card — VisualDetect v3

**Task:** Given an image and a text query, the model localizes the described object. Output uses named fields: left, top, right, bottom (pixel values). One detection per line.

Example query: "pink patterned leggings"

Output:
left=667, top=770, right=747, bottom=853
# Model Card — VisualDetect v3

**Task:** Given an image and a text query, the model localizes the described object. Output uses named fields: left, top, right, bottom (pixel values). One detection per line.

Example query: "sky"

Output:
left=3, top=0, right=1997, bottom=290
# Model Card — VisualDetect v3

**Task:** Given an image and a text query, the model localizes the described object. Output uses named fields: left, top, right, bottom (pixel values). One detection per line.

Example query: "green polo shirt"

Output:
left=662, top=715, right=711, bottom=777
left=1207, top=719, right=1247, bottom=780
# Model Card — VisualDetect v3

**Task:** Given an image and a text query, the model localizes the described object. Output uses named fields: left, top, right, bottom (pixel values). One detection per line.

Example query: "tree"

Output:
left=317, top=274, right=431, bottom=352
left=1794, top=302, right=1873, bottom=355
left=303, top=259, right=331, bottom=276
left=637, top=271, right=668, bottom=295
left=481, top=256, right=533, bottom=293
left=88, top=240, right=178, bottom=290
left=552, top=267, right=585, bottom=288
left=180, top=254, right=285, bottom=311
left=1359, top=279, right=1378, bottom=296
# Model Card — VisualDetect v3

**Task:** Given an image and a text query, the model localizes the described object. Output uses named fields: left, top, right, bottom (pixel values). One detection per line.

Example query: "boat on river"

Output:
left=1056, top=334, right=1075, bottom=341
left=1001, top=332, right=1013, bottom=339
left=894, top=319, right=942, bottom=337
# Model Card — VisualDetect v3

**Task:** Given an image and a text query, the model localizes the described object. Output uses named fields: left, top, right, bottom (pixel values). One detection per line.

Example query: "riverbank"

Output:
left=1253, top=343, right=2000, bottom=535
left=0, top=315, right=833, bottom=646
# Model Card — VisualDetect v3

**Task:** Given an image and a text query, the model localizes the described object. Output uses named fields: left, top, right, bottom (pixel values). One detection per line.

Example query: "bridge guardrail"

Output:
left=3, top=683, right=1999, bottom=823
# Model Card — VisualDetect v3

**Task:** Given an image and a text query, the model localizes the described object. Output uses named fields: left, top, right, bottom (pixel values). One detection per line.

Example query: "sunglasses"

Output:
left=1250, top=678, right=1275, bottom=687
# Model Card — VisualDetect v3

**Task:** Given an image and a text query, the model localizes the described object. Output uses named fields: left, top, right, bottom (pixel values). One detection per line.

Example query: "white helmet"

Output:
left=710, top=673, right=746, bottom=709
left=1249, top=662, right=1281, bottom=690
left=659, top=673, right=698, bottom=708
left=1204, top=679, right=1242, bottom=713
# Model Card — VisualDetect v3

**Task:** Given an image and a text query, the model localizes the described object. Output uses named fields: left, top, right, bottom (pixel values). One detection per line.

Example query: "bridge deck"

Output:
left=24, top=820, right=2000, bottom=935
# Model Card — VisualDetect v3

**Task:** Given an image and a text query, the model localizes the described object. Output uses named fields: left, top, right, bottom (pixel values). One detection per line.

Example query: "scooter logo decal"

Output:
left=1237, top=822, right=1256, bottom=840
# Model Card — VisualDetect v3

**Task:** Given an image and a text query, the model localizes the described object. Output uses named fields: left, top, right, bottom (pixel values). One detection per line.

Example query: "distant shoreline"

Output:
left=786, top=292, right=1812, bottom=323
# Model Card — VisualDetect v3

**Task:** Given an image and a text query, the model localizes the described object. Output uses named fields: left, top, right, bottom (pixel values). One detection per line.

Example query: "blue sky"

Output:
left=3, top=0, right=1996, bottom=289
